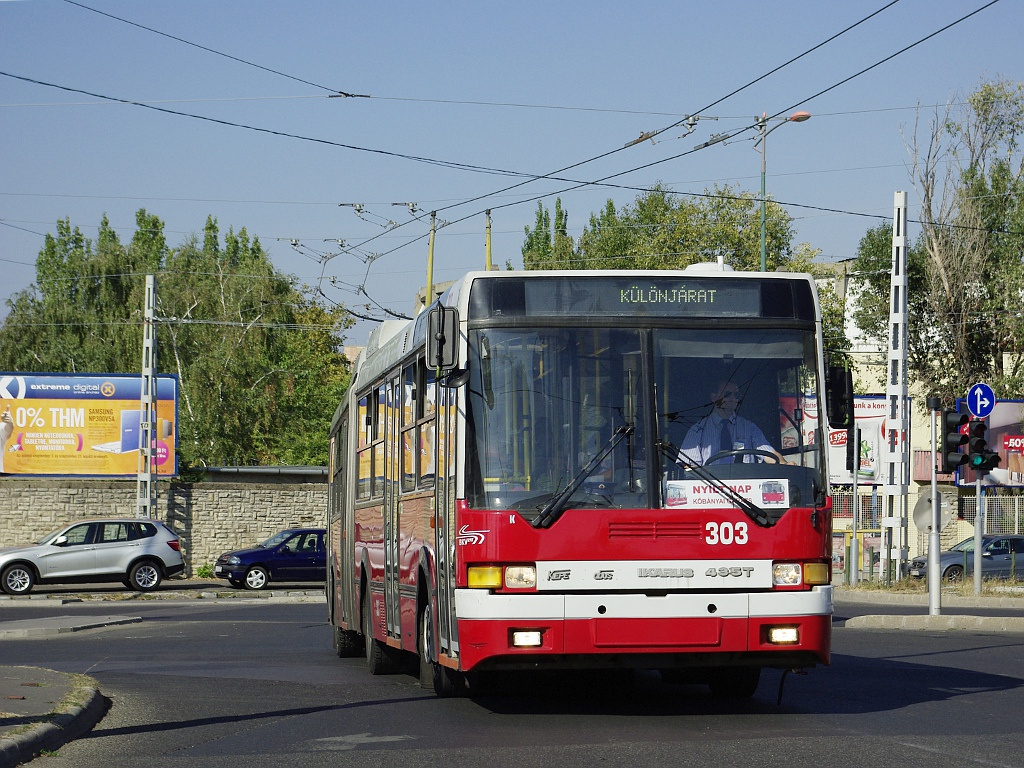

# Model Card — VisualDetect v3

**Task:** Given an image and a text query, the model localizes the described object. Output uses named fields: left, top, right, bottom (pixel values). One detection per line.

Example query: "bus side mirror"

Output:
left=826, top=363, right=853, bottom=430
left=427, top=305, right=459, bottom=373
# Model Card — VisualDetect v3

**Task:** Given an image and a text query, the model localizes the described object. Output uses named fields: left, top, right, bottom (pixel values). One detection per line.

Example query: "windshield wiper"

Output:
left=533, top=425, right=635, bottom=529
left=657, top=439, right=774, bottom=528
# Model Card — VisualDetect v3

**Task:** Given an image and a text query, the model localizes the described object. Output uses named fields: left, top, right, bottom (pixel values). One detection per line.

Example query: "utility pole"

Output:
left=849, top=425, right=860, bottom=585
left=137, top=274, right=158, bottom=519
left=882, top=192, right=910, bottom=582
left=927, top=396, right=942, bottom=615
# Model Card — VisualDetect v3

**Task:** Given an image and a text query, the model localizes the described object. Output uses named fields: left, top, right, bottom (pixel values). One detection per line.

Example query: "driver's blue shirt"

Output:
left=677, top=412, right=773, bottom=466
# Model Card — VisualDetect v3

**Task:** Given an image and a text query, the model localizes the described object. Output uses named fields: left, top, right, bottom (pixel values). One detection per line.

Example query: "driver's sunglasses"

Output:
left=720, top=389, right=741, bottom=398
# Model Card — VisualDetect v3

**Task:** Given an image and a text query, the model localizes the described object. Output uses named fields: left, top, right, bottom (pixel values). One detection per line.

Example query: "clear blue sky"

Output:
left=1, top=0, right=1019, bottom=345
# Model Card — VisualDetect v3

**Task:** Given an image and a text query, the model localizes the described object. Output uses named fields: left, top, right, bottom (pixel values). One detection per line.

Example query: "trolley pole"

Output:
left=422, top=211, right=437, bottom=314
left=485, top=209, right=492, bottom=271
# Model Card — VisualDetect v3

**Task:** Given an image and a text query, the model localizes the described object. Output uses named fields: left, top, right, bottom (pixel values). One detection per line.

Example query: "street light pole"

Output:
left=756, top=110, right=811, bottom=272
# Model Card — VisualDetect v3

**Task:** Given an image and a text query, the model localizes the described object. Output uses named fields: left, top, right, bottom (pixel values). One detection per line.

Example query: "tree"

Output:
left=849, top=78, right=1024, bottom=402
left=517, top=186, right=850, bottom=356
left=159, top=217, right=352, bottom=466
left=0, top=211, right=352, bottom=467
left=522, top=199, right=574, bottom=269
left=787, top=243, right=853, bottom=364
left=0, top=216, right=146, bottom=373
left=524, top=185, right=797, bottom=272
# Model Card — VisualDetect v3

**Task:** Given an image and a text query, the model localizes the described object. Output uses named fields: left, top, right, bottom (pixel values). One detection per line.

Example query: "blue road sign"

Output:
left=968, top=382, right=995, bottom=418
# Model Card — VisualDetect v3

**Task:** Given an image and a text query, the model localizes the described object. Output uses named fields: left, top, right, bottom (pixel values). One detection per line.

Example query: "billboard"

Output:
left=955, top=398, right=1024, bottom=488
left=824, top=396, right=900, bottom=486
left=789, top=395, right=908, bottom=486
left=0, top=373, right=178, bottom=477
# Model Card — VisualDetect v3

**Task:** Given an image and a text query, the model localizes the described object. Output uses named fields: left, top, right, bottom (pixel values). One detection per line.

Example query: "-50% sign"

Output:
left=1003, top=435, right=1024, bottom=451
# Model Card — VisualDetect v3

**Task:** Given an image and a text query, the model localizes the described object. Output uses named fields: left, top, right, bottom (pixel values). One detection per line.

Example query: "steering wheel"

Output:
left=704, top=448, right=780, bottom=465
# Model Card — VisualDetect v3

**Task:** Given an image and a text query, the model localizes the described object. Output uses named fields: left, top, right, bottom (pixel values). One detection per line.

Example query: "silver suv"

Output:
left=0, top=518, right=185, bottom=595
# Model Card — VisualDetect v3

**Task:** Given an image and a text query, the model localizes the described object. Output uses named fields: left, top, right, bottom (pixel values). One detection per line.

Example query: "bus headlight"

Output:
left=504, top=565, right=536, bottom=589
left=773, top=563, right=803, bottom=586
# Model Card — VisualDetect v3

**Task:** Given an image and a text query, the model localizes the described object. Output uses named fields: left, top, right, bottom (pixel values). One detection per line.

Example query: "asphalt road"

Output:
left=2, top=596, right=1024, bottom=768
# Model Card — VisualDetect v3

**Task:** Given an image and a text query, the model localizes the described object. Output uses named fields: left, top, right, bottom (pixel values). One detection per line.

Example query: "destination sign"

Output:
left=468, top=275, right=814, bottom=321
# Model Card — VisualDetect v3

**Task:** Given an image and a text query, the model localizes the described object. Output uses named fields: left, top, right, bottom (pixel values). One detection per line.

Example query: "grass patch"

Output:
left=840, top=576, right=1024, bottom=596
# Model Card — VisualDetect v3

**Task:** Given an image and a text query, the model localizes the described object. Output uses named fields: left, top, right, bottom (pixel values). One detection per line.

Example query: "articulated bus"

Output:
left=327, top=265, right=852, bottom=697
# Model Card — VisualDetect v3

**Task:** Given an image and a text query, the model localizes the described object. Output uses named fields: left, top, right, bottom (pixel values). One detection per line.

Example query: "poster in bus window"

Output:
left=665, top=478, right=790, bottom=509
left=0, top=373, right=178, bottom=477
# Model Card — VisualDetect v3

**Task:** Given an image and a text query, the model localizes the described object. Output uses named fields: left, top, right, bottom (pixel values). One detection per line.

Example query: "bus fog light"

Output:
left=773, top=563, right=803, bottom=586
left=504, top=565, right=536, bottom=589
left=768, top=626, right=799, bottom=645
left=511, top=630, right=543, bottom=647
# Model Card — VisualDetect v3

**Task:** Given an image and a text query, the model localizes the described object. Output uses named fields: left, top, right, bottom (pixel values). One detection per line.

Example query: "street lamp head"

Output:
left=788, top=111, right=811, bottom=123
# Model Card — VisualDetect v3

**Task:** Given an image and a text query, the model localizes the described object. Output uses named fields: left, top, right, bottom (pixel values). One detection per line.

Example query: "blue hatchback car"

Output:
left=214, top=528, right=326, bottom=590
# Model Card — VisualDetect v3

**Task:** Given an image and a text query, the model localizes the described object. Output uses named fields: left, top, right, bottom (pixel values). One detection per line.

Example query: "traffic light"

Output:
left=941, top=409, right=969, bottom=473
left=966, top=418, right=1002, bottom=474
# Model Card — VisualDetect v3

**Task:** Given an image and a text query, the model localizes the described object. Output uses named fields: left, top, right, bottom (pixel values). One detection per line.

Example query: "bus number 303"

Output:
left=705, top=521, right=748, bottom=545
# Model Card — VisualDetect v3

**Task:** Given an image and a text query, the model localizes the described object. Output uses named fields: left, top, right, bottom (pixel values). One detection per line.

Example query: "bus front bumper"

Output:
left=451, top=586, right=832, bottom=672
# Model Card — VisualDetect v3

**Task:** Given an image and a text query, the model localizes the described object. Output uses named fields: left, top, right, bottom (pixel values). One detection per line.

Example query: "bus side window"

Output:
left=357, top=394, right=371, bottom=500
left=401, top=365, right=416, bottom=492
left=372, top=385, right=386, bottom=498
left=419, top=365, right=437, bottom=487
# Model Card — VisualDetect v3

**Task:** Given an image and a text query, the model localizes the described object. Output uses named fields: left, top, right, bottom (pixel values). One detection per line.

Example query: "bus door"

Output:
left=434, top=377, right=457, bottom=657
left=338, top=410, right=357, bottom=628
left=383, top=374, right=402, bottom=639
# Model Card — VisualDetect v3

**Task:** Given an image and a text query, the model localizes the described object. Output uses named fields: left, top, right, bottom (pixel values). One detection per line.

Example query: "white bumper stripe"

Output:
left=536, top=559, right=774, bottom=590
left=455, top=585, right=833, bottom=621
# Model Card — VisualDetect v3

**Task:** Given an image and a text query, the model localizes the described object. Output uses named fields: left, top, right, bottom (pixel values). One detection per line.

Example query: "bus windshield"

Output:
left=465, top=325, right=826, bottom=520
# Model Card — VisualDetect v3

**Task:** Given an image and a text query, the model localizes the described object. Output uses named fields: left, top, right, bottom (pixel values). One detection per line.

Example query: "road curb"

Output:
left=0, top=616, right=142, bottom=640
left=844, top=614, right=1024, bottom=631
left=0, top=682, right=107, bottom=768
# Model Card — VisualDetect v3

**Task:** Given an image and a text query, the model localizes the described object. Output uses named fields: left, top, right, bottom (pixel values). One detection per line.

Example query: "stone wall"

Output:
left=0, top=474, right=326, bottom=577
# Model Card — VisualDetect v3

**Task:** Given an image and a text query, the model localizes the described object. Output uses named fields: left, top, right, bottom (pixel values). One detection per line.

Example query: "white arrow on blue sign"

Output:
left=967, top=382, right=995, bottom=418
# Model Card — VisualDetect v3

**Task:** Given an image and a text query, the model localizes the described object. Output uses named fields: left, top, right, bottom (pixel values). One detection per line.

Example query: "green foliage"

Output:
left=518, top=187, right=847, bottom=358
left=849, top=78, right=1024, bottom=404
left=787, top=243, right=853, bottom=365
left=0, top=210, right=352, bottom=467
left=0, top=216, right=147, bottom=373
left=196, top=564, right=214, bottom=579
left=523, top=185, right=797, bottom=272
left=522, top=199, right=575, bottom=269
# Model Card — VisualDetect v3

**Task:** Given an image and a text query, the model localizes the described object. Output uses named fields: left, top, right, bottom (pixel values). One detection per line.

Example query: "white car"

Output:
left=0, top=518, right=185, bottom=595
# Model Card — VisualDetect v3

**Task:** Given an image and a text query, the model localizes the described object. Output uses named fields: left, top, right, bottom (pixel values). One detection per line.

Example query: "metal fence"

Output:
left=832, top=488, right=1024, bottom=562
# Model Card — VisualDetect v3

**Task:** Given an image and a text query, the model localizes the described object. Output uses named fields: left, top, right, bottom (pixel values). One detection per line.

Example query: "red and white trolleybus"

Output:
left=327, top=265, right=852, bottom=697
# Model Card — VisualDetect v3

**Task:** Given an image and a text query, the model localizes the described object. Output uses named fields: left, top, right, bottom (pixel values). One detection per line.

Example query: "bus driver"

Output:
left=678, top=379, right=790, bottom=466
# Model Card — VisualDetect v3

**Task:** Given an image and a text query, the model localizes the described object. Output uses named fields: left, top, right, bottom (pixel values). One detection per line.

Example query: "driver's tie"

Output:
left=720, top=420, right=733, bottom=463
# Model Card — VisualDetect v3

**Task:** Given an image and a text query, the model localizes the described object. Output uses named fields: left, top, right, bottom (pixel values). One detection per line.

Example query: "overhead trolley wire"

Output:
left=60, top=0, right=367, bottom=98
left=22, top=0, right=1006, bottom=321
